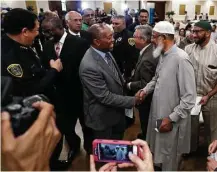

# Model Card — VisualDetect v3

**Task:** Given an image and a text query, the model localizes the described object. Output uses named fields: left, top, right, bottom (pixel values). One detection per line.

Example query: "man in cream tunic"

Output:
left=185, top=21, right=217, bottom=151
left=137, top=21, right=196, bottom=170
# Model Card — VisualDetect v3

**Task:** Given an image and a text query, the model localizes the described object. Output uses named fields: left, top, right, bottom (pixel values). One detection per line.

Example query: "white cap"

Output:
left=153, top=21, right=175, bottom=35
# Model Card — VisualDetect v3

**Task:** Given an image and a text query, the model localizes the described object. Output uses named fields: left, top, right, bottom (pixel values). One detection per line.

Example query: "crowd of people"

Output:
left=1, top=6, right=217, bottom=171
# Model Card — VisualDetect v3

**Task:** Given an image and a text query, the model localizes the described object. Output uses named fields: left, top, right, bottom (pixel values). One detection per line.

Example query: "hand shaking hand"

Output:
left=134, top=90, right=146, bottom=105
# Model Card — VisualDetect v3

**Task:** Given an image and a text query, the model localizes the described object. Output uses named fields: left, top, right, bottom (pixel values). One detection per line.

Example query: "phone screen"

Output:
left=97, top=143, right=137, bottom=162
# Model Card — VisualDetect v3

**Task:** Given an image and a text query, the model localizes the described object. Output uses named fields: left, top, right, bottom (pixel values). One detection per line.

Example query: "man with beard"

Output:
left=82, top=8, right=95, bottom=31
left=185, top=21, right=217, bottom=153
left=126, top=25, right=159, bottom=140
left=136, top=21, right=196, bottom=170
left=41, top=17, right=89, bottom=164
left=128, top=9, right=149, bottom=33
left=79, top=23, right=141, bottom=154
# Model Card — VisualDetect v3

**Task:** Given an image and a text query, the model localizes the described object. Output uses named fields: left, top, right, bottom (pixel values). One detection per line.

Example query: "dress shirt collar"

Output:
left=58, top=31, right=67, bottom=45
left=92, top=46, right=110, bottom=64
left=140, top=43, right=151, bottom=56
left=68, top=29, right=80, bottom=37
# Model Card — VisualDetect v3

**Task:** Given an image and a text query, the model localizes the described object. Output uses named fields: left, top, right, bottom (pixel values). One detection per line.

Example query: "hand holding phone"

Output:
left=92, top=139, right=140, bottom=163
left=92, top=139, right=154, bottom=172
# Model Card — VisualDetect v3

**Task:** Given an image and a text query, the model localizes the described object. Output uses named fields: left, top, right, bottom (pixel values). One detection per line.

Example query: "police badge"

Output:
left=128, top=38, right=135, bottom=46
left=7, top=64, right=23, bottom=78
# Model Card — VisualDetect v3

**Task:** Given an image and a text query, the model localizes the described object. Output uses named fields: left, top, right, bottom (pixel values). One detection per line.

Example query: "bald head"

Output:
left=65, top=11, right=82, bottom=33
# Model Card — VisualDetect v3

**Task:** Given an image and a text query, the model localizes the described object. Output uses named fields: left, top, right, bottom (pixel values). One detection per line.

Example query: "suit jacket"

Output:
left=130, top=44, right=159, bottom=93
left=42, top=34, right=89, bottom=112
left=67, top=29, right=92, bottom=45
left=79, top=47, right=135, bottom=131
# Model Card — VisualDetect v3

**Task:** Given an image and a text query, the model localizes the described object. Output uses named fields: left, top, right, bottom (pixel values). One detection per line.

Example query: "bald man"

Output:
left=65, top=11, right=92, bottom=44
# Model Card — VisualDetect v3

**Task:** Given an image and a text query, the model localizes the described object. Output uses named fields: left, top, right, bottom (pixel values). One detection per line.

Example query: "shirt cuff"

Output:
left=127, top=82, right=131, bottom=90
left=169, top=112, right=181, bottom=123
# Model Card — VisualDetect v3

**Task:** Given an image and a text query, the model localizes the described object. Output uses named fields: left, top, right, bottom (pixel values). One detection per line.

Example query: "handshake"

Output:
left=134, top=89, right=147, bottom=105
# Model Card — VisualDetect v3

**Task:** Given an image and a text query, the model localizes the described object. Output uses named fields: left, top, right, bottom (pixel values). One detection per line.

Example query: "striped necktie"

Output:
left=105, top=53, right=120, bottom=81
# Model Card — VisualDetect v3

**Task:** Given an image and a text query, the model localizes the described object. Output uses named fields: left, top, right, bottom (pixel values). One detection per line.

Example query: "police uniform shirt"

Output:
left=1, top=34, right=58, bottom=97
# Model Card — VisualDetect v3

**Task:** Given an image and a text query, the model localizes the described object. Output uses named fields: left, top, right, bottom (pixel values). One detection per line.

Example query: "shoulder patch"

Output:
left=128, top=38, right=135, bottom=46
left=7, top=64, right=23, bottom=78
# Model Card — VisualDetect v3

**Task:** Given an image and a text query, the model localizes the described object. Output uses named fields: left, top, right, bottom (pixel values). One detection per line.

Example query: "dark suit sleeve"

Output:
left=80, top=67, right=135, bottom=109
left=130, top=57, right=158, bottom=92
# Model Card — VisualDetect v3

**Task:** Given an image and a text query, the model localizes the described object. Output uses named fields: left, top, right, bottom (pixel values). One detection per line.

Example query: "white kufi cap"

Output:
left=153, top=21, right=175, bottom=35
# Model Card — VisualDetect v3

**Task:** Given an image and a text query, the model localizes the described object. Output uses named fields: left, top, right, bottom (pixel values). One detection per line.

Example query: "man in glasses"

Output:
left=185, top=21, right=217, bottom=154
left=81, top=8, right=95, bottom=31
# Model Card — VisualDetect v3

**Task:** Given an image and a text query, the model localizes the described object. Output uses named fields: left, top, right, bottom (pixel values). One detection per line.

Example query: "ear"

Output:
left=93, top=39, right=100, bottom=46
left=22, top=28, right=29, bottom=37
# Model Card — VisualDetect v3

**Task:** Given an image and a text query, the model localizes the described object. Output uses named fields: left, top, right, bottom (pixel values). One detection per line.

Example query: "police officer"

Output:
left=1, top=8, right=64, bottom=170
left=112, top=15, right=139, bottom=82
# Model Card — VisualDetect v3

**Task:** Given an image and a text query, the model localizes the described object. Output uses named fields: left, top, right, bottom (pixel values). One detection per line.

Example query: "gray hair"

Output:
left=112, top=15, right=125, bottom=23
left=135, top=25, right=152, bottom=42
left=65, top=11, right=81, bottom=21
left=82, top=8, right=94, bottom=16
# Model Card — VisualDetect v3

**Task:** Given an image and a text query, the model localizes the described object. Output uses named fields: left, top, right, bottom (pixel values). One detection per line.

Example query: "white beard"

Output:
left=153, top=44, right=164, bottom=59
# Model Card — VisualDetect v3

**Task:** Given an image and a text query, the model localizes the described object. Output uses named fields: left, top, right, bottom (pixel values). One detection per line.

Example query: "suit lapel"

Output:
left=91, top=48, right=122, bottom=86
left=135, top=44, right=153, bottom=72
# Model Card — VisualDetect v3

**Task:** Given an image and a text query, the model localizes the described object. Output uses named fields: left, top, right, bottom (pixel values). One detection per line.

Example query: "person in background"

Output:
left=179, top=29, right=194, bottom=50
left=194, top=12, right=198, bottom=20
left=79, top=23, right=141, bottom=154
left=82, top=8, right=95, bottom=31
left=126, top=25, right=158, bottom=140
left=124, top=8, right=133, bottom=28
left=184, top=11, right=189, bottom=24
left=128, top=9, right=149, bottom=33
left=211, top=24, right=217, bottom=43
left=137, top=21, right=196, bottom=170
left=111, top=15, right=139, bottom=81
left=185, top=21, right=217, bottom=154
left=206, top=13, right=209, bottom=20
left=65, top=11, right=92, bottom=45
left=175, top=28, right=186, bottom=47
left=174, top=22, right=180, bottom=33
left=41, top=17, right=89, bottom=164
left=1, top=102, right=61, bottom=171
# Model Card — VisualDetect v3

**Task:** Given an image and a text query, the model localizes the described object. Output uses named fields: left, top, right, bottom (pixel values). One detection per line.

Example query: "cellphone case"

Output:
left=92, top=139, right=141, bottom=163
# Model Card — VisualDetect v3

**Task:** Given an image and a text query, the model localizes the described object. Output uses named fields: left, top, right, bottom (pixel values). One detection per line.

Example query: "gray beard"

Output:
left=153, top=44, right=164, bottom=58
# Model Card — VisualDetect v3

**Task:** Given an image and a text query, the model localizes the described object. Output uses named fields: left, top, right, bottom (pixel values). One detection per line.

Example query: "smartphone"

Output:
left=92, top=139, right=141, bottom=163
left=155, top=119, right=163, bottom=132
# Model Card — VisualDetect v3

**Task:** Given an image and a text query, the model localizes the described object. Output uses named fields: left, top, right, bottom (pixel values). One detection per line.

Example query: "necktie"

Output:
left=105, top=53, right=120, bottom=81
left=55, top=43, right=61, bottom=58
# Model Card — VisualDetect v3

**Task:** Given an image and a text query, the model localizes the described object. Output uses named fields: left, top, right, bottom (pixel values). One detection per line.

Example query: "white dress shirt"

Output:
left=68, top=29, right=80, bottom=37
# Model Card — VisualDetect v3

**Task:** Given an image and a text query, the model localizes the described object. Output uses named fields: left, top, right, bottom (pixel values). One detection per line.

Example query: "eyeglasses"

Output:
left=192, top=29, right=205, bottom=34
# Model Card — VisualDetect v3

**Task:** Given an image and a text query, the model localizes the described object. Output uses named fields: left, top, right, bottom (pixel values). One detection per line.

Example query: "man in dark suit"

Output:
left=128, top=9, right=149, bottom=33
left=41, top=17, right=89, bottom=162
left=111, top=15, right=139, bottom=81
left=65, top=11, right=92, bottom=45
left=79, top=23, right=141, bottom=154
left=126, top=25, right=159, bottom=139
